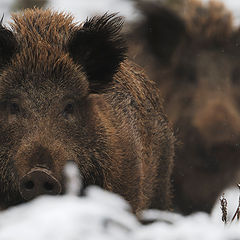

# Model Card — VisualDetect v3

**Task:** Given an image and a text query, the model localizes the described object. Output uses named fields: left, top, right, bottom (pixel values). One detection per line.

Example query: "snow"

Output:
left=0, top=187, right=138, bottom=240
left=0, top=185, right=240, bottom=240
left=47, top=0, right=138, bottom=23
left=0, top=0, right=15, bottom=23
left=64, top=161, right=82, bottom=196
left=0, top=0, right=138, bottom=24
left=1, top=0, right=240, bottom=26
left=2, top=161, right=240, bottom=239
left=0, top=162, right=238, bottom=239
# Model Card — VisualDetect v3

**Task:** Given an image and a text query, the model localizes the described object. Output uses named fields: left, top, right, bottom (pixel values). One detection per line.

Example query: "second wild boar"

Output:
left=127, top=0, right=240, bottom=214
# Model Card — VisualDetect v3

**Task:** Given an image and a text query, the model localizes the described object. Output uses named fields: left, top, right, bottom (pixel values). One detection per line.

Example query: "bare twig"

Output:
left=231, top=184, right=240, bottom=223
left=220, top=193, right=227, bottom=224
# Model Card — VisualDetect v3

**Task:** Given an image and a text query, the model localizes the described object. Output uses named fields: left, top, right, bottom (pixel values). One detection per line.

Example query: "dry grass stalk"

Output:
left=231, top=184, right=240, bottom=223
left=220, top=193, right=227, bottom=224
left=220, top=184, right=240, bottom=224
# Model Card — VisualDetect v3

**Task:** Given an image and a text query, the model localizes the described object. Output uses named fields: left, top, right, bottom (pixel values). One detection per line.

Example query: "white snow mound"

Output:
left=0, top=186, right=239, bottom=240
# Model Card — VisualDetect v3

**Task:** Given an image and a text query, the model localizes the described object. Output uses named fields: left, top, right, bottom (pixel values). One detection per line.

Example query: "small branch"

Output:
left=220, top=193, right=227, bottom=224
left=231, top=184, right=240, bottom=223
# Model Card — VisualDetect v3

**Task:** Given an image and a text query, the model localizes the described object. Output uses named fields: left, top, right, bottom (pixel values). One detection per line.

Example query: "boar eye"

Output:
left=175, top=63, right=197, bottom=84
left=63, top=103, right=74, bottom=116
left=9, top=102, right=20, bottom=115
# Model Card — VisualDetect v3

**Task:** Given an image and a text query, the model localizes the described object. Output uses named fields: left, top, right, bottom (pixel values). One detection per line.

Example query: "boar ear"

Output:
left=68, top=13, right=127, bottom=90
left=135, top=2, right=187, bottom=64
left=0, top=21, right=18, bottom=68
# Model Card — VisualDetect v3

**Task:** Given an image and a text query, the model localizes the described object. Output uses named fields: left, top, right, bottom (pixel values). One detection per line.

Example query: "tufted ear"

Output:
left=134, top=2, right=187, bottom=64
left=68, top=13, right=127, bottom=91
left=0, top=20, right=18, bottom=68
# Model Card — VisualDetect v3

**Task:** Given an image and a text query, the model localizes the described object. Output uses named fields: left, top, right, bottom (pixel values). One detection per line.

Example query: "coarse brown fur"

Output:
left=127, top=0, right=240, bottom=214
left=0, top=8, right=175, bottom=213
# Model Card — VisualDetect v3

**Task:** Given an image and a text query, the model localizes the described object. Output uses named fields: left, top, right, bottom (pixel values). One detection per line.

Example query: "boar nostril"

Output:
left=43, top=182, right=54, bottom=191
left=19, top=167, right=62, bottom=200
left=24, top=180, right=34, bottom=190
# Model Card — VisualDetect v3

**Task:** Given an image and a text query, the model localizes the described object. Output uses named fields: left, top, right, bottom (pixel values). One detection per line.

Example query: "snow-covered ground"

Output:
left=0, top=162, right=238, bottom=240
left=0, top=185, right=239, bottom=240
left=0, top=187, right=138, bottom=240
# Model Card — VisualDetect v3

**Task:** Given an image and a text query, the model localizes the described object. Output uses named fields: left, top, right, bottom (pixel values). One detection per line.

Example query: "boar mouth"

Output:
left=19, top=167, right=62, bottom=201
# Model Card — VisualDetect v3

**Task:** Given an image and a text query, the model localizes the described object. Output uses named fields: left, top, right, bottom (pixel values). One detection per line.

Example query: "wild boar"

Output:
left=0, top=8, right=175, bottom=213
left=127, top=0, right=240, bottom=214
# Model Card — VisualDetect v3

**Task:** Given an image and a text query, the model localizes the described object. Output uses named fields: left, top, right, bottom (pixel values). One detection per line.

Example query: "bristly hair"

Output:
left=183, top=0, right=233, bottom=48
left=0, top=18, right=18, bottom=68
left=68, top=13, right=127, bottom=91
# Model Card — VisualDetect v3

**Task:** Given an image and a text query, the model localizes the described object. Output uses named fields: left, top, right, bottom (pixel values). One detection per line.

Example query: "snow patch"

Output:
left=0, top=186, right=239, bottom=240
left=47, top=0, right=138, bottom=23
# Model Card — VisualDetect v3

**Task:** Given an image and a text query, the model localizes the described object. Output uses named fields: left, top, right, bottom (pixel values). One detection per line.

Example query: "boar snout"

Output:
left=193, top=98, right=240, bottom=144
left=19, top=168, right=62, bottom=200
